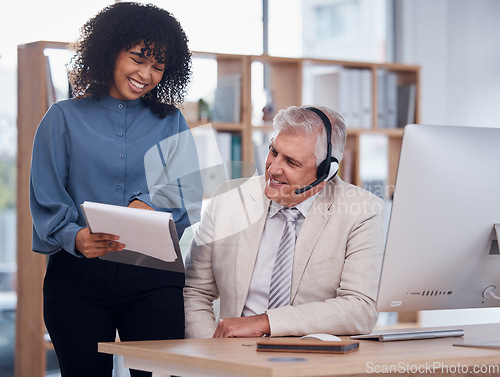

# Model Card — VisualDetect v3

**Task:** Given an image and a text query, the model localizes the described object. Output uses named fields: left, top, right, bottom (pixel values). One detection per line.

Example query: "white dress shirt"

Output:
left=242, top=193, right=319, bottom=316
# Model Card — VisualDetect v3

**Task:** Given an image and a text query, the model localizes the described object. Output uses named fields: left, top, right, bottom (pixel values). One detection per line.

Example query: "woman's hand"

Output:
left=75, top=227, right=125, bottom=258
left=128, top=200, right=154, bottom=210
left=76, top=201, right=151, bottom=258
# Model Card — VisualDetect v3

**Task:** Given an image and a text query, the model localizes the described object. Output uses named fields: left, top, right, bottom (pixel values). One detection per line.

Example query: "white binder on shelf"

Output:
left=376, top=69, right=387, bottom=128
left=385, top=71, right=398, bottom=128
left=360, top=69, right=373, bottom=129
left=349, top=69, right=362, bottom=129
left=212, top=74, right=241, bottom=123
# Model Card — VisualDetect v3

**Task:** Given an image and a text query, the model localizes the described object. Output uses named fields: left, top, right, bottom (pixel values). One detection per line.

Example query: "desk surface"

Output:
left=99, top=323, right=500, bottom=377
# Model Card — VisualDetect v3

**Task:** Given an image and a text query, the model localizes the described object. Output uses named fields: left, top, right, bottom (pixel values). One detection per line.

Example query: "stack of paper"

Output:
left=81, top=201, right=183, bottom=272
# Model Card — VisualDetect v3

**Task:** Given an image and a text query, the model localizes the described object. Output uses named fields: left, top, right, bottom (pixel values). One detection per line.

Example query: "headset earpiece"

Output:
left=307, top=107, right=338, bottom=182
left=294, top=107, right=340, bottom=195
left=316, top=159, right=329, bottom=179
left=326, top=158, right=339, bottom=180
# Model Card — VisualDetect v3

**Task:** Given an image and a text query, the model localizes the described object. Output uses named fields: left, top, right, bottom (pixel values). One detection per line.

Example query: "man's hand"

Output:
left=212, top=314, right=271, bottom=338
left=75, top=227, right=125, bottom=258
left=128, top=200, right=154, bottom=210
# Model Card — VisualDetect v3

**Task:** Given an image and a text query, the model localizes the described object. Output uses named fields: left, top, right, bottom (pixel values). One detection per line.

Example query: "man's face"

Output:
left=264, top=130, right=326, bottom=207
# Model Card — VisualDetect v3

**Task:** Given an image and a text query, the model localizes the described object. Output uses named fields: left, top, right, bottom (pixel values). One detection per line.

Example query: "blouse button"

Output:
left=117, top=184, right=123, bottom=190
left=119, top=154, right=124, bottom=159
left=118, top=104, right=124, bottom=109
left=118, top=132, right=124, bottom=137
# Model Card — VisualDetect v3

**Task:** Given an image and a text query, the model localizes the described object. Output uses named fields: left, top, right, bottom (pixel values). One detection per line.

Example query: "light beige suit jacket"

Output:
left=184, top=175, right=384, bottom=338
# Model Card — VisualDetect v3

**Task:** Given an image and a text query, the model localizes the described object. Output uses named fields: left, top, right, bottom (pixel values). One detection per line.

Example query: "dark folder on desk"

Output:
left=81, top=201, right=184, bottom=272
left=257, top=338, right=359, bottom=354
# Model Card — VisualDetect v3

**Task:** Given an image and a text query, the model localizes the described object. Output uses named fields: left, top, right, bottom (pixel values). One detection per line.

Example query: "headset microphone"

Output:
left=294, top=107, right=339, bottom=195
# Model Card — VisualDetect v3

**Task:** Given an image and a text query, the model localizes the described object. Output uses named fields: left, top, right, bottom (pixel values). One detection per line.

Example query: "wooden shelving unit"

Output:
left=16, top=41, right=420, bottom=377
left=191, top=51, right=420, bottom=191
left=16, top=40, right=66, bottom=377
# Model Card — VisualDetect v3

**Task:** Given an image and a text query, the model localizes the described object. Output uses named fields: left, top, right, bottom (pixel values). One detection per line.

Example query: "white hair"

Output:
left=272, top=105, right=346, bottom=166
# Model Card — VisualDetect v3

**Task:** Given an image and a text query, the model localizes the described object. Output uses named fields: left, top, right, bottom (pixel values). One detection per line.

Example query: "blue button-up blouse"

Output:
left=30, top=96, right=202, bottom=257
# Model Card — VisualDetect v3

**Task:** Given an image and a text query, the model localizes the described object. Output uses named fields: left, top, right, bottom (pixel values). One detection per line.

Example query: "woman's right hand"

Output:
left=75, top=227, right=125, bottom=258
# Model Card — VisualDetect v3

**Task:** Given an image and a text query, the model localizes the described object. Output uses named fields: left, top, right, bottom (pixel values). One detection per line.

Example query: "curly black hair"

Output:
left=69, top=2, right=191, bottom=118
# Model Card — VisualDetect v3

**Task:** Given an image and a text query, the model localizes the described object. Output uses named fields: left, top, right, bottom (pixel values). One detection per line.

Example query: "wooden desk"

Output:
left=99, top=323, right=500, bottom=377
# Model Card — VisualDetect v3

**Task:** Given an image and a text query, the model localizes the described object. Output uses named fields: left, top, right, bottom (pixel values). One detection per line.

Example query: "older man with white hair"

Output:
left=184, top=105, right=384, bottom=338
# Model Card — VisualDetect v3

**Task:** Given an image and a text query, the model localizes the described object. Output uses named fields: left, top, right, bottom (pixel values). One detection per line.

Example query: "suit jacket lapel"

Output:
left=233, top=177, right=270, bottom=316
left=290, top=180, right=335, bottom=302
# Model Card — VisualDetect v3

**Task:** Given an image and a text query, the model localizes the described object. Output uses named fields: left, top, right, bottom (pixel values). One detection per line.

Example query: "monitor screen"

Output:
left=377, top=124, right=500, bottom=312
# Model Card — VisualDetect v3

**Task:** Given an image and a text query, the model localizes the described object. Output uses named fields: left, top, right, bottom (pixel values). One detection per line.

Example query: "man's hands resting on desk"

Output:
left=213, top=314, right=271, bottom=338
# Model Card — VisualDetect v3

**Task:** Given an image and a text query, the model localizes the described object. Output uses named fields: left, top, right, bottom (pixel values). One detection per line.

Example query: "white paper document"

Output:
left=81, top=201, right=178, bottom=264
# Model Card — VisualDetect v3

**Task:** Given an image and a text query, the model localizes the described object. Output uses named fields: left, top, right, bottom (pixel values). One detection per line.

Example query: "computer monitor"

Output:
left=377, top=124, right=500, bottom=313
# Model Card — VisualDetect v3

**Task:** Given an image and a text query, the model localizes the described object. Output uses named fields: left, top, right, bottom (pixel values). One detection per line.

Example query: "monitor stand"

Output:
left=455, top=225, right=500, bottom=350
left=496, top=224, right=500, bottom=247
left=482, top=224, right=500, bottom=300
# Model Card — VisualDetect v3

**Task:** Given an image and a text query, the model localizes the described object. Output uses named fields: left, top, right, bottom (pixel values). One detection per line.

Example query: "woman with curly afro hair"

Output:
left=29, top=3, right=202, bottom=376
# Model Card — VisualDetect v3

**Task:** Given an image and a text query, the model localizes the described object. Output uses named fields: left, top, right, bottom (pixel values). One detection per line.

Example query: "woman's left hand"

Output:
left=128, top=200, right=154, bottom=210
left=75, top=227, right=125, bottom=258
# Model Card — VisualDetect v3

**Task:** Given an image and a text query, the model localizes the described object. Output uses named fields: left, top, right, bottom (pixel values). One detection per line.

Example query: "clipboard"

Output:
left=81, top=201, right=184, bottom=272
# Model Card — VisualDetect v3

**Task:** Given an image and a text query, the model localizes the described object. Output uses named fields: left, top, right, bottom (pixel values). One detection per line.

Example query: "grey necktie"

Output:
left=268, top=207, right=301, bottom=309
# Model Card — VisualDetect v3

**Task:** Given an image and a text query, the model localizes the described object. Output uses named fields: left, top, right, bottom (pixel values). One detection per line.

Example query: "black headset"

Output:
left=294, top=107, right=339, bottom=195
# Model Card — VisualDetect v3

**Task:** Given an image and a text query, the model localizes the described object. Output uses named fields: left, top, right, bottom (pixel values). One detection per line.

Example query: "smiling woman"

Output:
left=109, top=44, right=166, bottom=102
left=29, top=3, right=203, bottom=377
left=69, top=2, right=192, bottom=117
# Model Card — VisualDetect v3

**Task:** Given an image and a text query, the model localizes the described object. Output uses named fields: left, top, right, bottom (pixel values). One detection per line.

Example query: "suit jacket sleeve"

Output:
left=183, top=187, right=220, bottom=339
left=184, top=176, right=269, bottom=339
left=266, top=189, right=384, bottom=336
